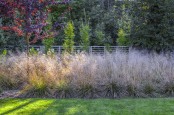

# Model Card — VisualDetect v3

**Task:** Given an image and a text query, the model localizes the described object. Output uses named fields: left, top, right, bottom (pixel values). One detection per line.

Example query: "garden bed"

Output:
left=0, top=51, right=174, bottom=98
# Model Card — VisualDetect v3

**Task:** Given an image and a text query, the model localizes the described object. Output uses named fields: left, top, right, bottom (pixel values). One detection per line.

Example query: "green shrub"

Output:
left=0, top=49, right=7, bottom=62
left=42, top=38, right=54, bottom=54
left=105, top=43, right=111, bottom=52
left=117, top=28, right=129, bottom=46
left=2, top=49, right=7, bottom=56
left=46, top=49, right=55, bottom=58
left=63, top=21, right=75, bottom=53
left=0, top=49, right=7, bottom=57
left=80, top=23, right=90, bottom=51
left=95, top=30, right=105, bottom=46
left=29, top=47, right=38, bottom=56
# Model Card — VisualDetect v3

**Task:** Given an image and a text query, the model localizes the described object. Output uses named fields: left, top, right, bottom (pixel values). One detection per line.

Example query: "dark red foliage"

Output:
left=0, top=0, right=70, bottom=43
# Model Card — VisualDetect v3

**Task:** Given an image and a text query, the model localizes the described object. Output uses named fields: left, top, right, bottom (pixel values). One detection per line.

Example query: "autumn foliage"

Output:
left=0, top=0, right=70, bottom=43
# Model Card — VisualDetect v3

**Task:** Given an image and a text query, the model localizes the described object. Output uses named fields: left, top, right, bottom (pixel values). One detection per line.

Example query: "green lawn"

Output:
left=0, top=98, right=174, bottom=115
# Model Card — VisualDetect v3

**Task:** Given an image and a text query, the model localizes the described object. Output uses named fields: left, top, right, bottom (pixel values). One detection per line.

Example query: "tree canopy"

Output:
left=1, top=0, right=174, bottom=53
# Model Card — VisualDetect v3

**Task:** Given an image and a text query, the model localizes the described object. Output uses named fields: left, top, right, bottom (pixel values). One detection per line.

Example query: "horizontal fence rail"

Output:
left=0, top=46, right=130, bottom=55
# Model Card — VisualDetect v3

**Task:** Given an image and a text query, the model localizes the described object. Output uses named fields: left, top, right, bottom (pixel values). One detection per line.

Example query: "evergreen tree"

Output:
left=94, top=23, right=105, bottom=46
left=0, top=19, right=8, bottom=48
left=63, top=21, right=75, bottom=53
left=131, top=0, right=174, bottom=52
left=80, top=23, right=90, bottom=51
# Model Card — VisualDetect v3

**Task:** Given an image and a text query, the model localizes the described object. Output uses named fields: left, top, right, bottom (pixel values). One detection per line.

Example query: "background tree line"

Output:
left=1, top=0, right=174, bottom=52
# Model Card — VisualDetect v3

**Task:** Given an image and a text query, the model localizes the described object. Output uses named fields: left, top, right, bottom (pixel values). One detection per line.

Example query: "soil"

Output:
left=0, top=90, right=20, bottom=99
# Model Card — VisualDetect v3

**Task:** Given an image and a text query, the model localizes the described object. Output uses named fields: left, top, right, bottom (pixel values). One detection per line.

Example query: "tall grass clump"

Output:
left=0, top=50, right=174, bottom=98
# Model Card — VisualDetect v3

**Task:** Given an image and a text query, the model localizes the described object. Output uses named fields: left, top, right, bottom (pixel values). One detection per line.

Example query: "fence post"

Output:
left=58, top=46, right=61, bottom=54
left=104, top=46, right=106, bottom=54
left=128, top=46, right=132, bottom=53
left=89, top=46, right=92, bottom=55
left=40, top=46, right=45, bottom=53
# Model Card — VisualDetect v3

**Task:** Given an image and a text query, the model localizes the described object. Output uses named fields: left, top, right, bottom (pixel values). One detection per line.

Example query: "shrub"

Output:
left=2, top=49, right=7, bottom=56
left=63, top=21, right=75, bottom=53
left=29, top=47, right=38, bottom=56
left=42, top=38, right=54, bottom=54
left=0, top=49, right=7, bottom=60
left=80, top=23, right=90, bottom=51
left=117, top=28, right=129, bottom=46
left=95, top=30, right=104, bottom=46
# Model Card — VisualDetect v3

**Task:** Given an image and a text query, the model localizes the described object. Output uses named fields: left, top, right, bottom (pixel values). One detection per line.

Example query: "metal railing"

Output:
left=0, top=46, right=130, bottom=54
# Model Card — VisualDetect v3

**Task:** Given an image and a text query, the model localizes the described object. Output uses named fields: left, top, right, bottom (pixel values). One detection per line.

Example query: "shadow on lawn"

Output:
left=0, top=99, right=37, bottom=115
left=0, top=99, right=88, bottom=115
left=30, top=99, right=87, bottom=115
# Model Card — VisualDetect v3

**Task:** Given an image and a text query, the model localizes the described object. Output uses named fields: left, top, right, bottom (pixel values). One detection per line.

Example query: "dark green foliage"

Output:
left=105, top=43, right=111, bottom=52
left=2, top=0, right=174, bottom=52
left=0, top=19, right=8, bottom=48
left=0, top=0, right=131, bottom=47
left=0, top=18, right=26, bottom=51
left=67, top=0, right=122, bottom=46
left=94, top=23, right=105, bottom=45
left=0, top=30, right=6, bottom=48
left=131, top=0, right=174, bottom=52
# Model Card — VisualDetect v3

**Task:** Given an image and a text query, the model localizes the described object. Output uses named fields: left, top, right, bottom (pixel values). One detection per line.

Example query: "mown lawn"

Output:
left=0, top=98, right=174, bottom=115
